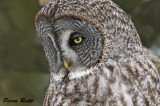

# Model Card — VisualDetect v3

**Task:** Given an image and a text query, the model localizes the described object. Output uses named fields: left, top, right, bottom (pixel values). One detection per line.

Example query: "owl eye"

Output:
left=73, top=37, right=83, bottom=44
left=69, top=33, right=84, bottom=46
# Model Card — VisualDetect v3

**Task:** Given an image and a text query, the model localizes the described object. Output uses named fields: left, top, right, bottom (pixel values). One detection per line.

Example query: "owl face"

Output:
left=41, top=17, right=104, bottom=77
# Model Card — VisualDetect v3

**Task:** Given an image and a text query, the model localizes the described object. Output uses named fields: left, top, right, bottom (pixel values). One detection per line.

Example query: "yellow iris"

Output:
left=74, top=37, right=83, bottom=44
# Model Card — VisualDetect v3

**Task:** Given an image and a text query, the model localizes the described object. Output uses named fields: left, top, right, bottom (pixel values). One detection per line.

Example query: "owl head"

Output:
left=35, top=0, right=143, bottom=82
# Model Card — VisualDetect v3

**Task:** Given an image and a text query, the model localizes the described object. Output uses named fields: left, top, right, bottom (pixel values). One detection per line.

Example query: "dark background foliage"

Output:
left=0, top=0, right=159, bottom=106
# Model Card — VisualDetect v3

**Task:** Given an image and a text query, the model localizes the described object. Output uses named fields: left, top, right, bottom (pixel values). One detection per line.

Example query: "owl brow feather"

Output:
left=49, top=0, right=60, bottom=18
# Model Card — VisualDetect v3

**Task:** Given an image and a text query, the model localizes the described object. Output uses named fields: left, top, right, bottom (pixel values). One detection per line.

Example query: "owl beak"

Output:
left=63, top=59, right=70, bottom=69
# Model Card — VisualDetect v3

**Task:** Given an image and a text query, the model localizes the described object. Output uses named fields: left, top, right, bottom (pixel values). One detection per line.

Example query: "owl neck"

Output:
left=44, top=56, right=160, bottom=105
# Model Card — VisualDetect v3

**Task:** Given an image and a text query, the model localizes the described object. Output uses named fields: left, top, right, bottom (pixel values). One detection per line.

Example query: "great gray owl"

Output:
left=35, top=0, right=160, bottom=105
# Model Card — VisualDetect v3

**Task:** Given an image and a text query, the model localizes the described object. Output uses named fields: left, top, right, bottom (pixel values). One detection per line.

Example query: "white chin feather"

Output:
left=51, top=65, right=96, bottom=82
left=69, top=66, right=88, bottom=79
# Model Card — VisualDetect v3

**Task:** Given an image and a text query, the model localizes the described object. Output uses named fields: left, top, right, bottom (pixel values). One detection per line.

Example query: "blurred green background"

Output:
left=0, top=0, right=160, bottom=106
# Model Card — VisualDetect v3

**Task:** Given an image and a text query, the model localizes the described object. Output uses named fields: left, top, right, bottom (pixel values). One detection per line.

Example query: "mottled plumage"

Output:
left=35, top=0, right=160, bottom=106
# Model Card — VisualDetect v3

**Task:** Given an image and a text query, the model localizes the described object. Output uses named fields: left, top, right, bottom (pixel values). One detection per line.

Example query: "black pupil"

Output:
left=76, top=37, right=80, bottom=41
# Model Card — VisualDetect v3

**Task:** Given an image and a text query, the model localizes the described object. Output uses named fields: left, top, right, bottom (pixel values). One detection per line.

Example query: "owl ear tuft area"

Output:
left=35, top=14, right=52, bottom=39
left=35, top=14, right=50, bottom=29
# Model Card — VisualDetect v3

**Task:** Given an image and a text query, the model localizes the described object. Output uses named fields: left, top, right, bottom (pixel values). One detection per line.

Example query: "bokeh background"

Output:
left=0, top=0, right=160, bottom=106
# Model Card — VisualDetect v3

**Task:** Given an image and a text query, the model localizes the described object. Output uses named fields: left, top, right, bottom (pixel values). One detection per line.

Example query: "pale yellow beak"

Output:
left=63, top=59, right=70, bottom=69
